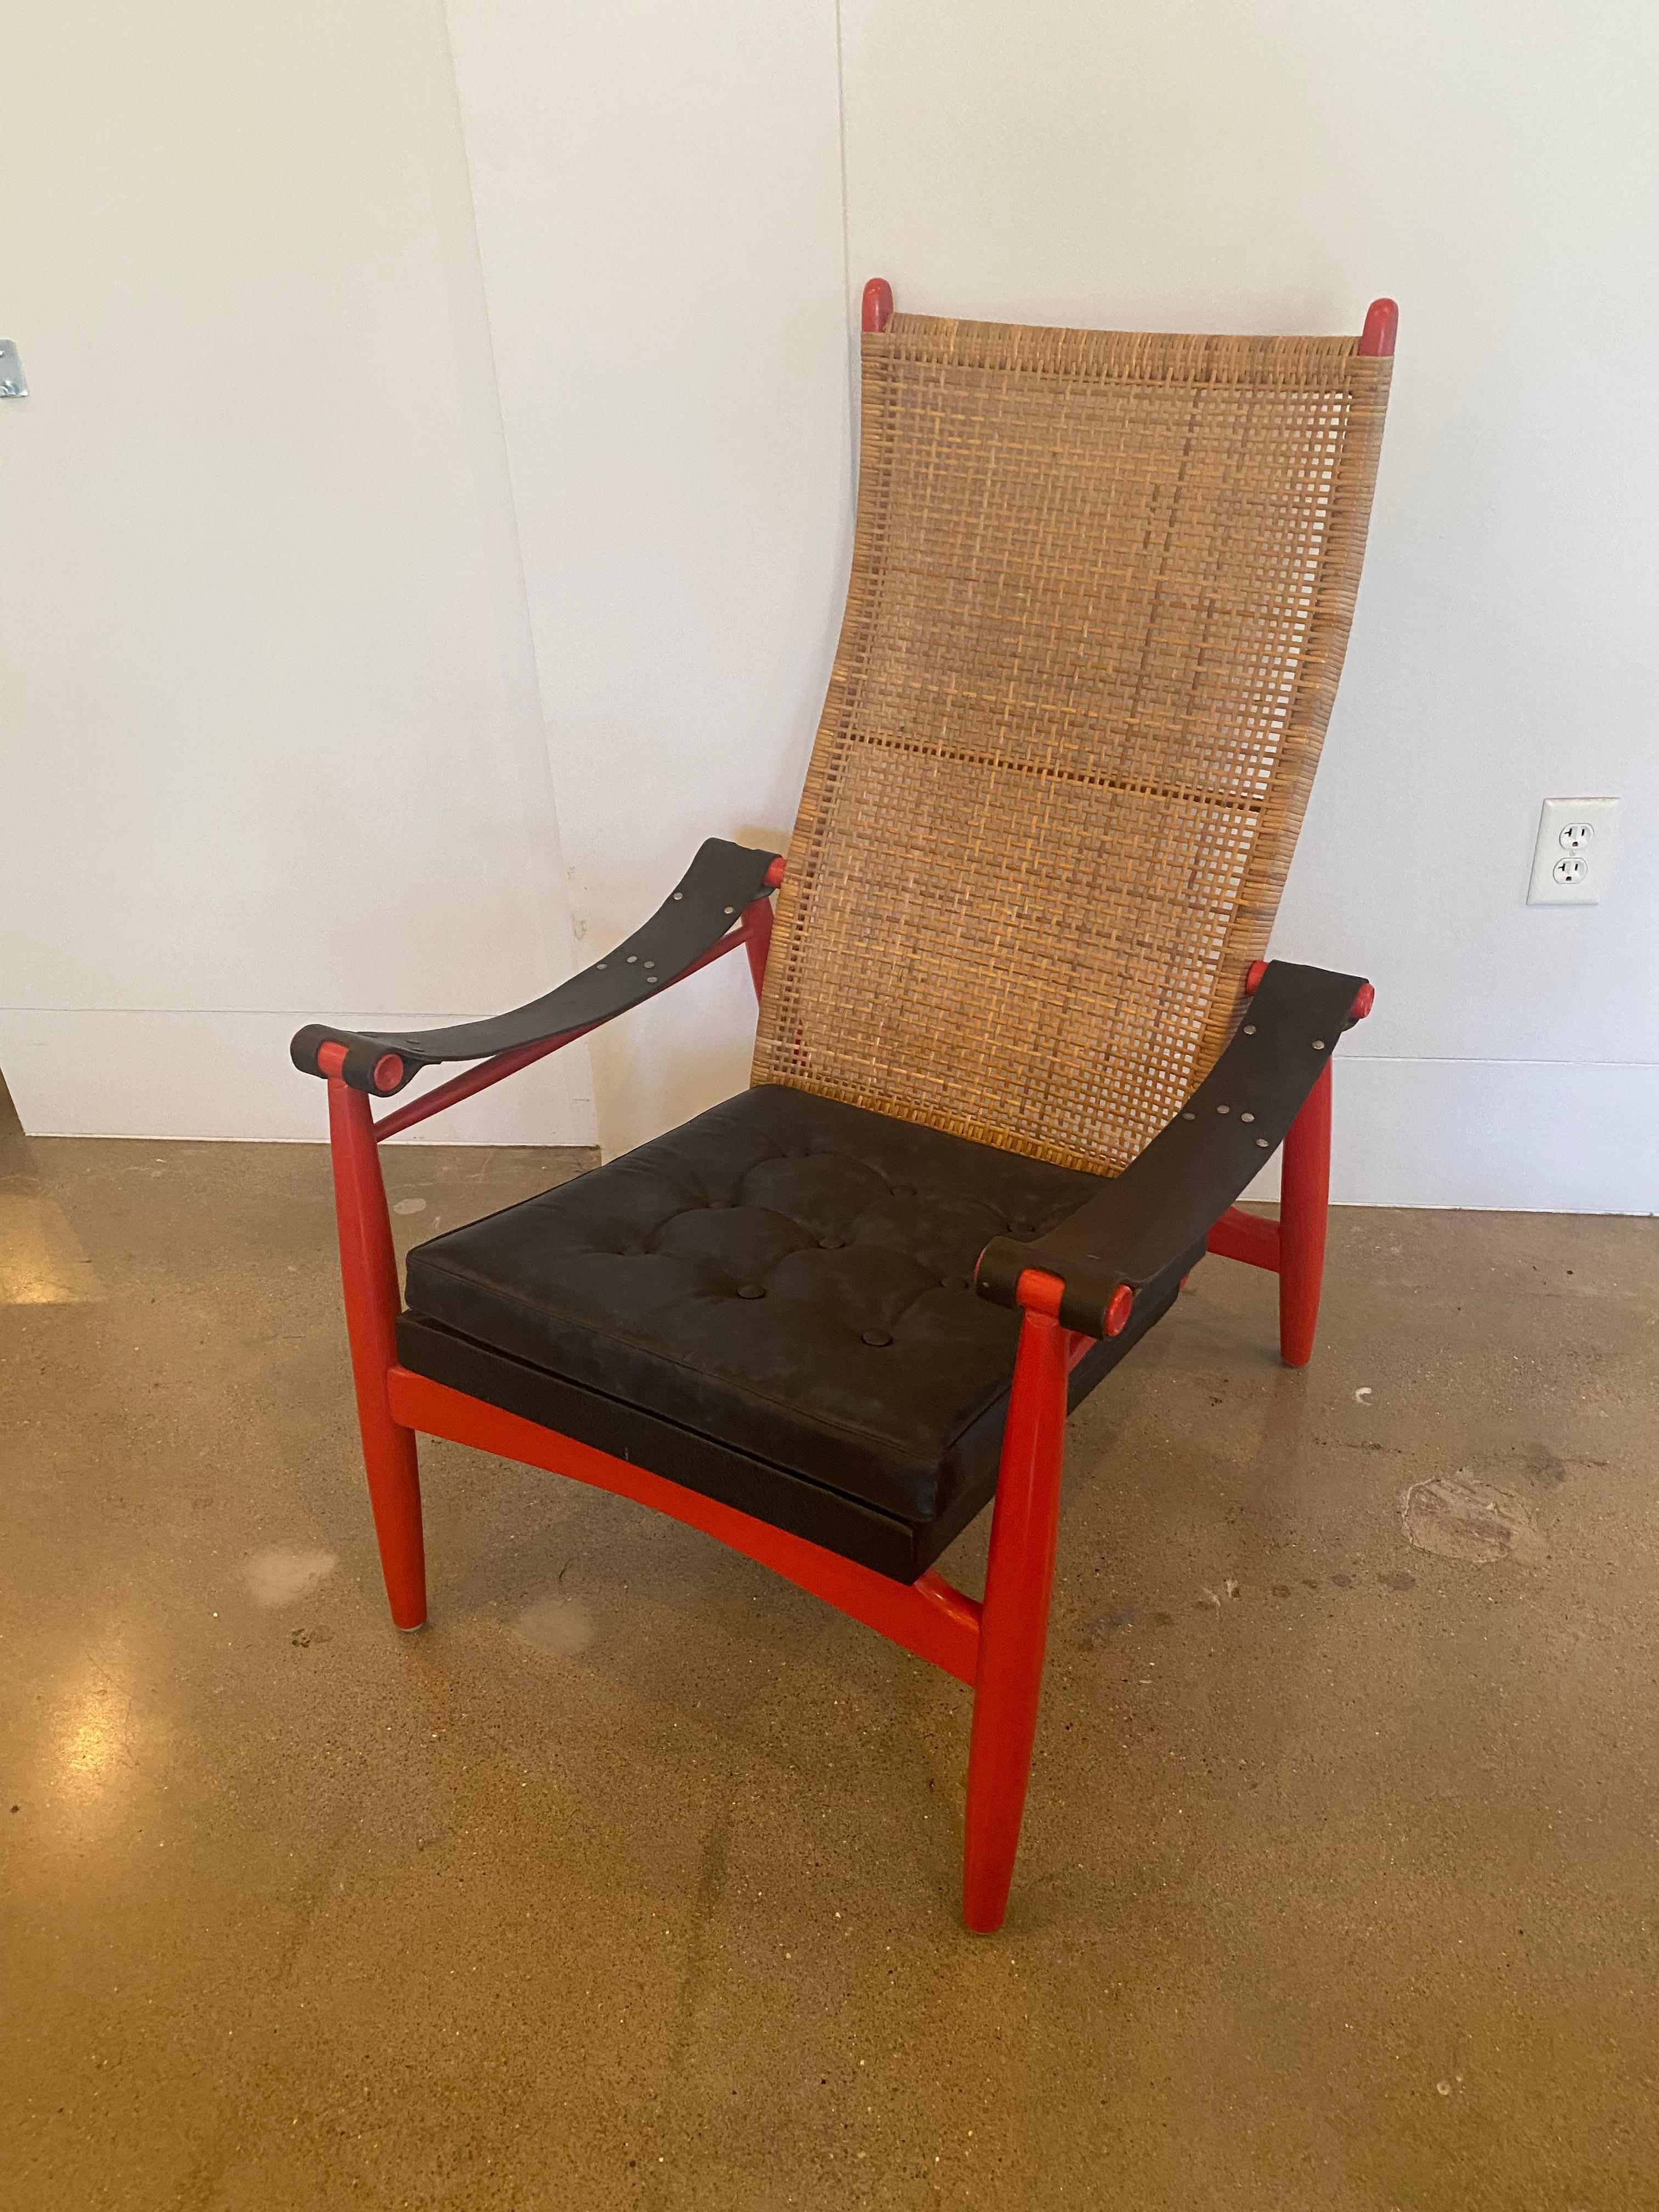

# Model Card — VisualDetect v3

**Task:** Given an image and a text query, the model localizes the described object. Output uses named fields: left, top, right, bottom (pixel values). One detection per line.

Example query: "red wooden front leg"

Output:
left=962, top=1283, right=1076, bottom=1933
left=1278, top=1059, right=1331, bottom=1368
left=321, top=1051, right=427, bottom=1628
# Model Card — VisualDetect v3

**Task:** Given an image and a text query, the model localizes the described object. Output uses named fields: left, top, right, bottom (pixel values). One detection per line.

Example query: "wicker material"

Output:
left=753, top=313, right=1391, bottom=1176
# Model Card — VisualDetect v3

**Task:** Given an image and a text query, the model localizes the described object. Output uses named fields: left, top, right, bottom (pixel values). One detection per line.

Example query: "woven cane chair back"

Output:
left=753, top=312, right=1391, bottom=1176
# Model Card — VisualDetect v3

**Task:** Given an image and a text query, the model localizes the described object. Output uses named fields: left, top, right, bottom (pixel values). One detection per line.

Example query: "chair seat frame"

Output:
left=320, top=868, right=1346, bottom=1933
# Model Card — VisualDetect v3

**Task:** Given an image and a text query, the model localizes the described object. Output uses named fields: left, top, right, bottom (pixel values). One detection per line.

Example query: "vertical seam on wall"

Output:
left=832, top=0, right=856, bottom=394
left=432, top=0, right=582, bottom=1001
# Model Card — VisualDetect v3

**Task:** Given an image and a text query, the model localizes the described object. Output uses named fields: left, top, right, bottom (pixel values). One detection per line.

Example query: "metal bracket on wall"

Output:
left=0, top=341, right=29, bottom=398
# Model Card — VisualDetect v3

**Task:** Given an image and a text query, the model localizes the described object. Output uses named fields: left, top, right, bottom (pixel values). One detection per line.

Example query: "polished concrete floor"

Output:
left=3, top=1106, right=1656, bottom=2211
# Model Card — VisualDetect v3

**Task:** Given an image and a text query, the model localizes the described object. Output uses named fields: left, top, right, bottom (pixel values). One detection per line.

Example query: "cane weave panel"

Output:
left=753, top=314, right=1391, bottom=1175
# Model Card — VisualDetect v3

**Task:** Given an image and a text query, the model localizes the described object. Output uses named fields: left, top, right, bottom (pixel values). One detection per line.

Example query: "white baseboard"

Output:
left=3, top=1017, right=1654, bottom=1211
left=0, top=1008, right=597, bottom=1148
left=1241, top=1053, right=1659, bottom=1214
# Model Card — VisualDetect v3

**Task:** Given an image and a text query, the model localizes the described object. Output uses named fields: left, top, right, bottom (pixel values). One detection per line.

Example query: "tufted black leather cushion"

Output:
left=397, top=1085, right=1180, bottom=1580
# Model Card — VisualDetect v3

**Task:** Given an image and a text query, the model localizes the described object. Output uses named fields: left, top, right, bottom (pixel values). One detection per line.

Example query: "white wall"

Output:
left=0, top=2, right=593, bottom=1146
left=442, top=0, right=852, bottom=1160
left=837, top=0, right=1659, bottom=1211
left=7, top=2, right=1654, bottom=1208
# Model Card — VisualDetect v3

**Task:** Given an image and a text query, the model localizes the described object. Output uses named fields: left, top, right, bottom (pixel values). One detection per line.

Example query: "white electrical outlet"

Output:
left=1527, top=797, right=1620, bottom=906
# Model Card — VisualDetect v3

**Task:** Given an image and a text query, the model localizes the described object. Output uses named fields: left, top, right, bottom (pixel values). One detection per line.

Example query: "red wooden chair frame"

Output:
left=320, top=853, right=1367, bottom=1933
left=315, top=284, right=1395, bottom=1932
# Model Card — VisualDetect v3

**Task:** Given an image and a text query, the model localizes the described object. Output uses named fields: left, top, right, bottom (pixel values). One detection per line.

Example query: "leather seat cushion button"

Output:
left=819, top=1235, right=847, bottom=1250
left=861, top=1328, right=893, bottom=1347
left=940, top=1275, right=969, bottom=1290
left=737, top=1283, right=766, bottom=1300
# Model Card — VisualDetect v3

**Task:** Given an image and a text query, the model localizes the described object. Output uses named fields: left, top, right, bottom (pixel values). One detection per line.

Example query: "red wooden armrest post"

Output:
left=1237, top=963, right=1374, bottom=1368
left=1278, top=1061, right=1332, bottom=1367
left=962, top=1267, right=1081, bottom=1933
left=319, top=1042, right=427, bottom=1628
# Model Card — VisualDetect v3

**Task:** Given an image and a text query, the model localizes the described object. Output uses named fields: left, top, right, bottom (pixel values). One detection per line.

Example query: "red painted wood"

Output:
left=385, top=1368, right=983, bottom=1685
left=862, top=276, right=894, bottom=333
left=1206, top=1204, right=1280, bottom=1272
left=1279, top=1060, right=1332, bottom=1365
left=372, top=1020, right=606, bottom=1141
left=1359, top=297, right=1399, bottom=358
left=1350, top=980, right=1375, bottom=1022
left=1246, top=958, right=1269, bottom=994
left=962, top=1304, right=1077, bottom=1933
left=742, top=894, right=774, bottom=1002
left=1013, top=1267, right=1064, bottom=1319
left=371, top=1053, right=404, bottom=1093
left=1014, top=1260, right=1131, bottom=1341
left=764, top=856, right=786, bottom=890
left=321, top=1052, right=427, bottom=1628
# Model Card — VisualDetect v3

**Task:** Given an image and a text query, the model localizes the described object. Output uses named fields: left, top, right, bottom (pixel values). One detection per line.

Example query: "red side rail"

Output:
left=388, top=1368, right=981, bottom=1684
left=1207, top=1206, right=1280, bottom=1271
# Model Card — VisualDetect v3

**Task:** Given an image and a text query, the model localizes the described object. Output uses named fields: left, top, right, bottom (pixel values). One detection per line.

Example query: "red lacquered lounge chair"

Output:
left=292, top=281, right=1396, bottom=1931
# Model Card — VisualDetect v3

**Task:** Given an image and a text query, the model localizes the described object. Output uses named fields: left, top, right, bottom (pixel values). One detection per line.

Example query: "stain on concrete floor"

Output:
left=1400, top=1471, right=1548, bottom=1565
left=2, top=1128, right=1657, bottom=2211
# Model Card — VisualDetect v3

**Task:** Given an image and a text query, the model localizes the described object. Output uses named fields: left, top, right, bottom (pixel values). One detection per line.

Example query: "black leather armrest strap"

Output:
left=291, top=838, right=780, bottom=1094
left=975, top=960, right=1368, bottom=1335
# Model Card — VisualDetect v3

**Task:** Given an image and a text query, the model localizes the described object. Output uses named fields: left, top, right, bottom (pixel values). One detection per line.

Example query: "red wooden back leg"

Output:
left=742, top=855, right=784, bottom=1003
left=962, top=1293, right=1074, bottom=1932
left=1278, top=1060, right=1332, bottom=1367
left=742, top=893, right=774, bottom=1003
left=322, top=1056, right=428, bottom=1628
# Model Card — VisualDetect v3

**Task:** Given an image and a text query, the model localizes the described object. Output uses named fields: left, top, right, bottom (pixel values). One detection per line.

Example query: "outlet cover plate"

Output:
left=1527, top=796, right=1620, bottom=906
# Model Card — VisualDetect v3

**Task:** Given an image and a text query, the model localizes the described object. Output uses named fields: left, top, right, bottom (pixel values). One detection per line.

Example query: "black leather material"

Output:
left=394, top=1313, right=1147, bottom=1582
left=291, top=839, right=778, bottom=1093
left=397, top=1085, right=1180, bottom=1578
left=978, top=960, right=1368, bottom=1335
